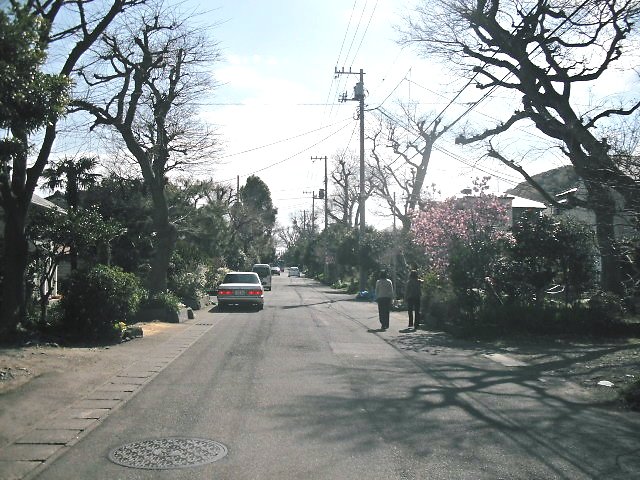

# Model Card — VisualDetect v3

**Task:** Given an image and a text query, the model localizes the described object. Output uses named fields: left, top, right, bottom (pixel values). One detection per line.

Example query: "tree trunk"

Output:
left=1, top=204, right=29, bottom=337
left=147, top=181, right=176, bottom=295
left=588, top=185, right=623, bottom=295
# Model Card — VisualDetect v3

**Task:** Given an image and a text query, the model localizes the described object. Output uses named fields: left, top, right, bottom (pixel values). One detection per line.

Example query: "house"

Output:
left=0, top=193, right=67, bottom=298
left=501, top=194, right=547, bottom=225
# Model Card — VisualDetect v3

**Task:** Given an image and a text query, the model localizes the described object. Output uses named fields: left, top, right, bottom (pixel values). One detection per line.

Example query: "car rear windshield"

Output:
left=223, top=273, right=260, bottom=284
left=252, top=266, right=271, bottom=277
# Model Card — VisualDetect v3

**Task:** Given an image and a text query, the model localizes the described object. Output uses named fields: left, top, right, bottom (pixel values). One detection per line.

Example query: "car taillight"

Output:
left=247, top=290, right=262, bottom=296
left=217, top=289, right=233, bottom=296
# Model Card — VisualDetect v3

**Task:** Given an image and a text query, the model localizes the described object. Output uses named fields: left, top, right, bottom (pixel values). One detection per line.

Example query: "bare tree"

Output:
left=368, top=104, right=449, bottom=231
left=400, top=0, right=640, bottom=293
left=0, top=0, right=145, bottom=334
left=329, top=150, right=359, bottom=227
left=73, top=2, right=221, bottom=294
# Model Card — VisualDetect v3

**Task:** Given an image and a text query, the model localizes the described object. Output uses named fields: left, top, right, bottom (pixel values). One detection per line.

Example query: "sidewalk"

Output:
left=0, top=310, right=217, bottom=480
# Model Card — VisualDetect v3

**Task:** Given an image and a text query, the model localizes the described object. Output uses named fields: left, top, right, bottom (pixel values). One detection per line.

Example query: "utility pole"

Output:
left=336, top=67, right=366, bottom=291
left=312, top=155, right=329, bottom=281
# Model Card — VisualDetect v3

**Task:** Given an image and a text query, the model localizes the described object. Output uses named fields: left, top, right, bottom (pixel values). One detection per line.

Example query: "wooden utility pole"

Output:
left=336, top=67, right=366, bottom=291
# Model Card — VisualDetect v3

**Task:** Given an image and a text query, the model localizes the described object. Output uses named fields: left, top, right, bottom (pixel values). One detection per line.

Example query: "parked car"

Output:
left=252, top=263, right=272, bottom=290
left=271, top=266, right=280, bottom=275
left=216, top=272, right=264, bottom=311
left=288, top=266, right=300, bottom=277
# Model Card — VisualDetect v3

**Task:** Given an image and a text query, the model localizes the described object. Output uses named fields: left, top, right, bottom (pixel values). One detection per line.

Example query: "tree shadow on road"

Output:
left=265, top=336, right=640, bottom=478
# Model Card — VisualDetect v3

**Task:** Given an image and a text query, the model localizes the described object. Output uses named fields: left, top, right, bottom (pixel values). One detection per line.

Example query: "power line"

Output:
left=346, top=0, right=379, bottom=67
left=218, top=116, right=352, bottom=160
left=335, top=0, right=359, bottom=67
left=342, top=0, right=369, bottom=68
left=217, top=119, right=352, bottom=184
left=323, top=0, right=359, bottom=125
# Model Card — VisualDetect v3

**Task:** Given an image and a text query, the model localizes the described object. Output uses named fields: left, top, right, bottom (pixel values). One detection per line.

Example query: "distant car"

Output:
left=288, top=266, right=300, bottom=277
left=216, top=272, right=264, bottom=311
left=271, top=266, right=280, bottom=275
left=252, top=263, right=272, bottom=291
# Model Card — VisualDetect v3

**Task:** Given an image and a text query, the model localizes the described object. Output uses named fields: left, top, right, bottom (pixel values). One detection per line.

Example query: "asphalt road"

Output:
left=32, top=274, right=640, bottom=479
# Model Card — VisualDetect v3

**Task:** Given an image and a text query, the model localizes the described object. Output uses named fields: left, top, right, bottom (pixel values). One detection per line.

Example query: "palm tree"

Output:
left=41, top=156, right=101, bottom=269
left=41, top=156, right=100, bottom=211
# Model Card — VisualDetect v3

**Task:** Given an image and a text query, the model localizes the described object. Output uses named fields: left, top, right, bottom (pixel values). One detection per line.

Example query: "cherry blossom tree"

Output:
left=411, top=191, right=511, bottom=276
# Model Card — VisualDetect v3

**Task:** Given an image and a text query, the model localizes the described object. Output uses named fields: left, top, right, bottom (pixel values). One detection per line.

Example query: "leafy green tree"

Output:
left=0, top=0, right=142, bottom=336
left=84, top=175, right=154, bottom=275
left=165, top=179, right=236, bottom=303
left=41, top=156, right=101, bottom=269
left=495, top=212, right=596, bottom=306
left=27, top=207, right=122, bottom=324
left=233, top=175, right=277, bottom=265
left=42, top=156, right=100, bottom=211
left=0, top=4, right=69, bottom=334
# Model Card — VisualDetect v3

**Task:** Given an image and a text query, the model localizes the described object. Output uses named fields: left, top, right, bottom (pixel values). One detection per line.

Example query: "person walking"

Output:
left=374, top=270, right=394, bottom=331
left=404, top=270, right=422, bottom=330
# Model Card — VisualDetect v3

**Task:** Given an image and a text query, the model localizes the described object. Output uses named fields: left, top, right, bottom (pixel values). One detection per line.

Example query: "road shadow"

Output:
left=265, top=350, right=640, bottom=478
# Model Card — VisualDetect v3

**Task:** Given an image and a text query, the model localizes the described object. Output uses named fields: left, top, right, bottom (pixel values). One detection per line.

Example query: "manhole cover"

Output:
left=108, top=437, right=228, bottom=470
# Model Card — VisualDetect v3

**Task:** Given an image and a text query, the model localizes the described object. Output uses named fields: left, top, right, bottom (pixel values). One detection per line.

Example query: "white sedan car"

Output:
left=288, top=266, right=300, bottom=277
left=216, top=272, right=264, bottom=311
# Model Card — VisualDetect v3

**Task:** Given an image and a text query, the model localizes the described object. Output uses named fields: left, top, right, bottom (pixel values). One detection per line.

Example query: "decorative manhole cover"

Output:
left=108, top=437, right=228, bottom=470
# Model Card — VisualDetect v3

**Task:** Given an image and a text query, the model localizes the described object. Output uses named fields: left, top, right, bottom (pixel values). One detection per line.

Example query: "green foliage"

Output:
left=60, top=265, right=146, bottom=343
left=420, top=271, right=456, bottom=328
left=84, top=175, right=154, bottom=273
left=232, top=175, right=277, bottom=265
left=27, top=207, right=123, bottom=323
left=206, top=267, right=230, bottom=292
left=448, top=301, right=631, bottom=339
left=495, top=212, right=596, bottom=305
left=588, top=291, right=625, bottom=322
left=42, top=156, right=100, bottom=210
left=414, top=210, right=611, bottom=337
left=0, top=6, right=70, bottom=135
left=168, top=244, right=208, bottom=302
left=140, top=291, right=181, bottom=314
left=331, top=279, right=349, bottom=290
left=621, top=380, right=640, bottom=411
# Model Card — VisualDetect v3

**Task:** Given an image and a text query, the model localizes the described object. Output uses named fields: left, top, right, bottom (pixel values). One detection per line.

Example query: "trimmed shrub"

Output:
left=140, top=290, right=181, bottom=314
left=60, top=265, right=146, bottom=343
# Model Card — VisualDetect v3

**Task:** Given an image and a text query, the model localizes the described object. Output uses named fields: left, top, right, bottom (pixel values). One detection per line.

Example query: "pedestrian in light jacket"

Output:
left=375, top=270, right=394, bottom=331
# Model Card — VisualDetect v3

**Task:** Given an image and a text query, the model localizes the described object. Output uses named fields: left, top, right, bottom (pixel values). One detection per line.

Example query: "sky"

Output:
left=189, top=0, right=539, bottom=229
left=48, top=0, right=640, bottom=230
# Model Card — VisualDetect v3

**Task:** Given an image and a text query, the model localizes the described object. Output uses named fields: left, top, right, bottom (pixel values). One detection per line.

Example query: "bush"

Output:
left=205, top=267, right=230, bottom=294
left=588, top=291, right=625, bottom=320
left=331, top=279, right=349, bottom=290
left=621, top=380, right=640, bottom=411
left=140, top=290, right=181, bottom=314
left=60, top=265, right=146, bottom=343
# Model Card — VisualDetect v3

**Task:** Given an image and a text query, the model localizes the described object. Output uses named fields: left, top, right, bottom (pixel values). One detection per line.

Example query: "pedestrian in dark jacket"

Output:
left=374, top=270, right=394, bottom=331
left=404, top=270, right=422, bottom=330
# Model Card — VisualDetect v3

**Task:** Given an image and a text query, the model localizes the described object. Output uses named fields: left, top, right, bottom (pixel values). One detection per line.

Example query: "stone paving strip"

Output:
left=0, top=321, right=217, bottom=480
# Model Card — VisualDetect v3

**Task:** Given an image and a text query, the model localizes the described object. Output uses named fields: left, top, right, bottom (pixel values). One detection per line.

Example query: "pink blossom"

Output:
left=411, top=194, right=511, bottom=275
